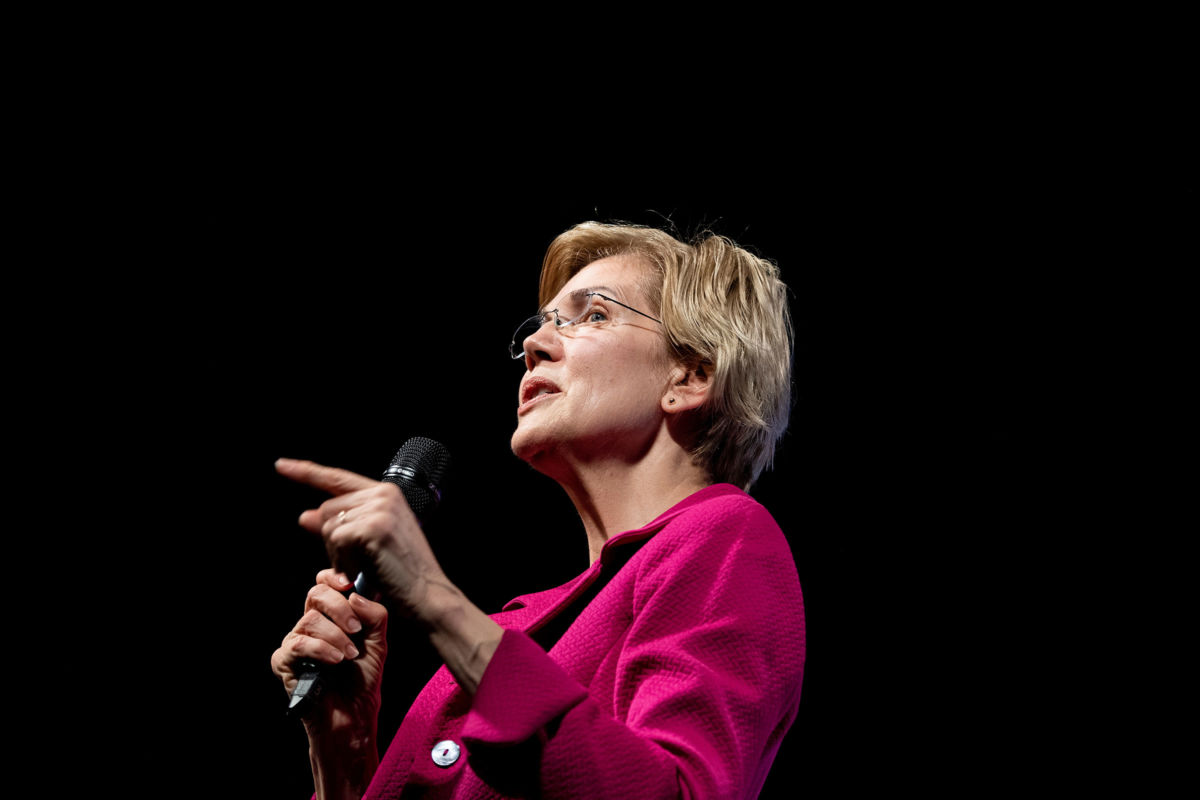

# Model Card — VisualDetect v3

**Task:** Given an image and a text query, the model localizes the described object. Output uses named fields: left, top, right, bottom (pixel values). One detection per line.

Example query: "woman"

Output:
left=271, top=221, right=805, bottom=799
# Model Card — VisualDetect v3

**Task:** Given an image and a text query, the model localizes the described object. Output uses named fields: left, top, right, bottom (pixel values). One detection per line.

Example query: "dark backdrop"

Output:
left=112, top=130, right=1074, bottom=797
left=27, top=17, right=1194, bottom=796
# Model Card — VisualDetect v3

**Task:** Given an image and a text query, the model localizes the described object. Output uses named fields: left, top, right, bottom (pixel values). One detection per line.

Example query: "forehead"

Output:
left=549, top=255, right=652, bottom=309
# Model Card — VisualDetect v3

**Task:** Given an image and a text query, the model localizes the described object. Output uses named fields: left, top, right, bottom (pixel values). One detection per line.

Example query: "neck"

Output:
left=543, top=432, right=712, bottom=565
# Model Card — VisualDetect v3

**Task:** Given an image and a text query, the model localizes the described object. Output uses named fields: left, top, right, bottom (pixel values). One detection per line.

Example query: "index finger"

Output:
left=275, top=458, right=379, bottom=496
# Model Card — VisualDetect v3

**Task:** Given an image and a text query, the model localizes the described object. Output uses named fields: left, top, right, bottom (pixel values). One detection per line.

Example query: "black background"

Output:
left=60, top=46, right=1192, bottom=797
left=144, top=171, right=1045, bottom=797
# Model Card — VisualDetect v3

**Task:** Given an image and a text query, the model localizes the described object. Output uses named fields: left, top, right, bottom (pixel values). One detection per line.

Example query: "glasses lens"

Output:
left=510, top=314, right=547, bottom=359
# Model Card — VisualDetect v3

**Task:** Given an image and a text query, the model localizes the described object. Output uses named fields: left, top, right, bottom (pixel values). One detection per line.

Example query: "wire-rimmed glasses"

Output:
left=509, top=290, right=662, bottom=359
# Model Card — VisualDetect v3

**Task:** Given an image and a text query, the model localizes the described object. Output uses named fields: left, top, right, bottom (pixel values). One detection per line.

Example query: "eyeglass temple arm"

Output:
left=591, top=293, right=661, bottom=325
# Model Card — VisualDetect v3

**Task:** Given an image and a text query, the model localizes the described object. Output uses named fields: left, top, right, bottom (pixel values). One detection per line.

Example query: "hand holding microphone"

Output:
left=271, top=438, right=451, bottom=718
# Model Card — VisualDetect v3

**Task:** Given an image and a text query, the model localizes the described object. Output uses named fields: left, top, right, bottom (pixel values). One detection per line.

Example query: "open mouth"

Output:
left=519, top=377, right=562, bottom=411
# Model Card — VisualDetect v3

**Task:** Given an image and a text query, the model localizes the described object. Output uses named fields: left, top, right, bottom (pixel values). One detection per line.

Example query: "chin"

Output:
left=510, top=424, right=566, bottom=477
left=510, top=424, right=544, bottom=464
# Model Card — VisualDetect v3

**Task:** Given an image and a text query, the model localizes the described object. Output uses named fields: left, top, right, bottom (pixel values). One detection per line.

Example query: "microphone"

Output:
left=287, top=436, right=451, bottom=716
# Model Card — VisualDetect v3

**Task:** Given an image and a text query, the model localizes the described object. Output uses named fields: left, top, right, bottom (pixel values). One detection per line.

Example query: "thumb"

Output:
left=349, top=592, right=388, bottom=644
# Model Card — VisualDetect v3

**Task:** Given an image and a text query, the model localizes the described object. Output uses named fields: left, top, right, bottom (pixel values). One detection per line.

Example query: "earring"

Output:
left=668, top=397, right=676, bottom=404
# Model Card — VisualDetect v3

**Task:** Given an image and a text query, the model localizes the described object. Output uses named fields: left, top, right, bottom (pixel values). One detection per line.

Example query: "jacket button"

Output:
left=431, top=739, right=461, bottom=767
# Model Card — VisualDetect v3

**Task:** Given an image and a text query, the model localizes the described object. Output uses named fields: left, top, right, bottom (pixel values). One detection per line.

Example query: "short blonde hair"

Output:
left=539, top=221, right=793, bottom=490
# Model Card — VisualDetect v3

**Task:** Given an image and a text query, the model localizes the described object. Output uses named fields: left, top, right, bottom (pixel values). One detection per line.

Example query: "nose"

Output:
left=522, top=317, right=563, bottom=369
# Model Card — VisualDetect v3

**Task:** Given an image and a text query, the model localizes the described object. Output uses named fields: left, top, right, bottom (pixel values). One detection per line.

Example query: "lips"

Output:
left=519, top=375, right=562, bottom=412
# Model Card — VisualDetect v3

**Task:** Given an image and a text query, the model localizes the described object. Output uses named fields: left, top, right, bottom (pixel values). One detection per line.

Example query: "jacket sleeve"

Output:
left=459, top=502, right=806, bottom=800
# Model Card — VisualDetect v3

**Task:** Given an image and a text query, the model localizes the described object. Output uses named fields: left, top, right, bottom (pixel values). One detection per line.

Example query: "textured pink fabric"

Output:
left=360, top=483, right=805, bottom=799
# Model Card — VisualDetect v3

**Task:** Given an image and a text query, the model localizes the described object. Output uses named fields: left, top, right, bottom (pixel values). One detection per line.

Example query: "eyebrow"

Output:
left=540, top=286, right=623, bottom=314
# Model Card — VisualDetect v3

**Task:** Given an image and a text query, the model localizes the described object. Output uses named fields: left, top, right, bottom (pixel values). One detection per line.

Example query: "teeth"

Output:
left=522, top=383, right=559, bottom=405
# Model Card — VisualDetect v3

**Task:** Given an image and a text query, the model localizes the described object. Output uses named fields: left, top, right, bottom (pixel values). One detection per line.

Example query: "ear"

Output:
left=662, top=360, right=711, bottom=414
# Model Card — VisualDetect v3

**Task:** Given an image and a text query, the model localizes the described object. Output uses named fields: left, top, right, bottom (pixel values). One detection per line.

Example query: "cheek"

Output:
left=579, top=358, right=665, bottom=418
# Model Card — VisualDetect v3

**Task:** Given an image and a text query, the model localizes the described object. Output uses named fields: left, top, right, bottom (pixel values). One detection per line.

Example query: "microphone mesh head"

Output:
left=383, top=437, right=451, bottom=519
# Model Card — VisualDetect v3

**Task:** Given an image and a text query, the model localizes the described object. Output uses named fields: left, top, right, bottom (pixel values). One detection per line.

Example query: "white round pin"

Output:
left=431, top=739, right=461, bottom=767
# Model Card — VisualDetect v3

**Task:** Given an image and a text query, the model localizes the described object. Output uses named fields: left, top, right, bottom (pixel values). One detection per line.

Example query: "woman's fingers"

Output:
left=296, top=605, right=360, bottom=659
left=316, top=569, right=355, bottom=592
left=275, top=458, right=379, bottom=495
left=347, top=591, right=388, bottom=636
left=276, top=456, right=438, bottom=620
left=270, top=573, right=390, bottom=693
left=305, top=583, right=365, bottom=641
left=270, top=619, right=352, bottom=682
left=309, top=487, right=417, bottom=582
left=308, top=572, right=389, bottom=644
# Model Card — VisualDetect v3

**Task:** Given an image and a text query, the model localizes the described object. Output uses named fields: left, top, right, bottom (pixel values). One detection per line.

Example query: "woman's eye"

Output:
left=587, top=310, right=608, bottom=323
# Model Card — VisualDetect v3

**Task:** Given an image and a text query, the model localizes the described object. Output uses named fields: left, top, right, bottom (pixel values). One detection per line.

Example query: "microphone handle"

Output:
left=286, top=574, right=370, bottom=716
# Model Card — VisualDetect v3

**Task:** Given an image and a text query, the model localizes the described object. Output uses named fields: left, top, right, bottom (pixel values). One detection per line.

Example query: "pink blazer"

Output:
left=362, top=483, right=806, bottom=799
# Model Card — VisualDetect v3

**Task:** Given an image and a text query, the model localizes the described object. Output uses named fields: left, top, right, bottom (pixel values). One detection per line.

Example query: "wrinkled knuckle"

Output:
left=274, top=635, right=310, bottom=669
left=296, top=609, right=325, bottom=632
left=304, top=585, right=335, bottom=612
left=328, top=527, right=355, bottom=550
left=378, top=482, right=404, bottom=505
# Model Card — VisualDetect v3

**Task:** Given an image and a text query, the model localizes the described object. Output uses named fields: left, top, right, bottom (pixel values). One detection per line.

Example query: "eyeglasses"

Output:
left=509, top=290, right=662, bottom=359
